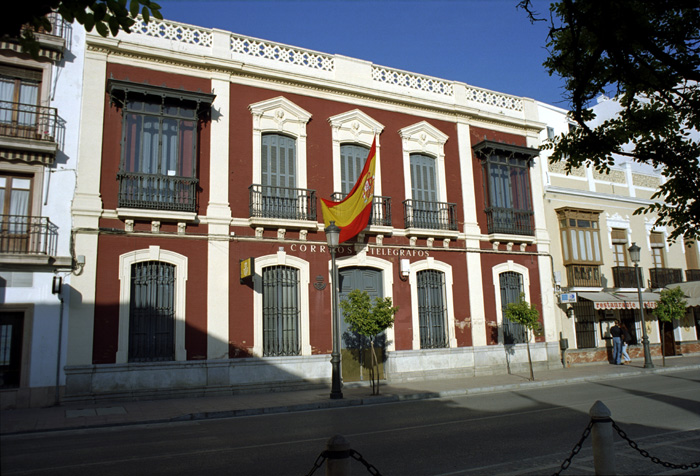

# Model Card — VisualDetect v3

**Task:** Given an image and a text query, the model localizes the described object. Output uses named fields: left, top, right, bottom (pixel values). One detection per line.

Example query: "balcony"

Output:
left=0, top=102, right=58, bottom=143
left=650, top=267, right=683, bottom=288
left=485, top=207, right=534, bottom=236
left=1, top=215, right=58, bottom=256
left=612, top=266, right=644, bottom=289
left=331, top=193, right=392, bottom=227
left=403, top=199, right=457, bottom=232
left=566, top=264, right=601, bottom=287
left=687, top=269, right=700, bottom=281
left=117, top=172, right=198, bottom=213
left=249, top=184, right=316, bottom=222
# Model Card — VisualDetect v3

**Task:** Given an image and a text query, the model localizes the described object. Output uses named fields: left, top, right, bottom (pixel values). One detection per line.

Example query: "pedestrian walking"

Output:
left=620, top=323, right=632, bottom=364
left=610, top=320, right=623, bottom=365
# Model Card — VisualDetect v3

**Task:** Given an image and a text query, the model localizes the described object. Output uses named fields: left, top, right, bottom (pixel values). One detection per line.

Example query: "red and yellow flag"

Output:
left=321, top=138, right=377, bottom=243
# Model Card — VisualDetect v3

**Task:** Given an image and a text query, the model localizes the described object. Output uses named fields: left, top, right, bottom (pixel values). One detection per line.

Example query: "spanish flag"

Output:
left=321, top=137, right=377, bottom=243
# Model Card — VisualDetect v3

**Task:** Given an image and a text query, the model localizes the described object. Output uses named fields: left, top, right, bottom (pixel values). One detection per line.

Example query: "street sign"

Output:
left=559, top=292, right=577, bottom=304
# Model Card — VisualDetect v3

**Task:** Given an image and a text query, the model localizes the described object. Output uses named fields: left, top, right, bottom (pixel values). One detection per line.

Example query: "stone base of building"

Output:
left=564, top=341, right=700, bottom=366
left=1, top=386, right=62, bottom=410
left=61, top=343, right=563, bottom=404
left=386, top=342, right=561, bottom=382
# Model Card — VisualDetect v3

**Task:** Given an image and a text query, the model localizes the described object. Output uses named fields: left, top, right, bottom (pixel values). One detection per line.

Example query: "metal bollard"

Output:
left=325, top=434, right=352, bottom=476
left=589, top=400, right=615, bottom=476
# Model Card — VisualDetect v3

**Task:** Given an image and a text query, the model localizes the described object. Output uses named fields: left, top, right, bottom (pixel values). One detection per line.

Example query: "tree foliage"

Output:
left=504, top=292, right=541, bottom=381
left=655, top=287, right=688, bottom=323
left=520, top=0, right=700, bottom=242
left=339, top=290, right=397, bottom=395
left=1, top=0, right=163, bottom=57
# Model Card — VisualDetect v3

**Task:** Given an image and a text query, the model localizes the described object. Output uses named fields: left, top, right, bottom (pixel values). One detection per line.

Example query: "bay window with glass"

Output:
left=557, top=208, right=603, bottom=287
left=108, top=80, right=214, bottom=213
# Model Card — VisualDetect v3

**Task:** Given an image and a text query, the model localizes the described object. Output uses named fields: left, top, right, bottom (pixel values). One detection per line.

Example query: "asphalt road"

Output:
left=2, top=370, right=699, bottom=476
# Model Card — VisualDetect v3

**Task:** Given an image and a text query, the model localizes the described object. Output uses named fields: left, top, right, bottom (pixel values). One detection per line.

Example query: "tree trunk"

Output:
left=661, top=323, right=666, bottom=367
left=526, top=331, right=535, bottom=381
left=370, top=339, right=380, bottom=395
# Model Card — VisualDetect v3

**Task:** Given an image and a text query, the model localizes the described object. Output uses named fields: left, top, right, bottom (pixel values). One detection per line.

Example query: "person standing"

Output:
left=620, top=323, right=632, bottom=364
left=610, top=320, right=623, bottom=365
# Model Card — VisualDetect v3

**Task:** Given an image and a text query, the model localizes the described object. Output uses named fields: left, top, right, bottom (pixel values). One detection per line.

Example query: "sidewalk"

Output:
left=3, top=355, right=699, bottom=436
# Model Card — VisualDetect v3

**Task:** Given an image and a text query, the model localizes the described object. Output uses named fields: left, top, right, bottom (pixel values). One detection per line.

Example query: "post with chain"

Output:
left=325, top=434, right=351, bottom=476
left=590, top=400, right=615, bottom=476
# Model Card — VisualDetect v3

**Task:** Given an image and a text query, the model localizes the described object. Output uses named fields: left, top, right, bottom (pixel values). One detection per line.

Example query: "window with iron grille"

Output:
left=571, top=300, right=597, bottom=349
left=129, top=261, right=176, bottom=362
left=108, top=80, right=214, bottom=213
left=417, top=269, right=448, bottom=348
left=263, top=266, right=300, bottom=356
left=499, top=271, right=528, bottom=344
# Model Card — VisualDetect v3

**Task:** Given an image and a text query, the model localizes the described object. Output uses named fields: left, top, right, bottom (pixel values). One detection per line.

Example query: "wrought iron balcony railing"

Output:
left=650, top=267, right=683, bottom=288
left=1, top=215, right=58, bottom=255
left=484, top=206, right=534, bottom=236
left=566, top=264, right=601, bottom=287
left=403, top=199, right=457, bottom=231
left=330, top=193, right=392, bottom=227
left=249, top=184, right=316, bottom=221
left=612, top=266, right=644, bottom=289
left=0, top=102, right=58, bottom=142
left=117, top=172, right=198, bottom=212
left=687, top=269, right=700, bottom=282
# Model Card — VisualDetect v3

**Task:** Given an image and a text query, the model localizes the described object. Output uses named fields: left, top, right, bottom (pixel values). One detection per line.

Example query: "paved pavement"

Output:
left=2, top=355, right=699, bottom=436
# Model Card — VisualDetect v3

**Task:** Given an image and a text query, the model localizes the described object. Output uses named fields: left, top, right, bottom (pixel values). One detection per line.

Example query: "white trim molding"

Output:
left=408, top=258, right=457, bottom=350
left=399, top=121, right=449, bottom=203
left=333, top=253, right=396, bottom=351
left=328, top=109, right=385, bottom=196
left=249, top=96, right=312, bottom=189
left=117, top=246, right=188, bottom=363
left=253, top=252, right=311, bottom=357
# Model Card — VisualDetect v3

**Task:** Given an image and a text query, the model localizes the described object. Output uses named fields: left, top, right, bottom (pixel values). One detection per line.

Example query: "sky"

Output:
left=155, top=0, right=569, bottom=107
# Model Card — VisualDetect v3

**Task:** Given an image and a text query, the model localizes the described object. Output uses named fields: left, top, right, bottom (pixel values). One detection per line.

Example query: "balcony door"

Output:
left=410, top=153, right=439, bottom=228
left=340, top=144, right=368, bottom=196
left=261, top=133, right=297, bottom=219
left=0, top=174, right=32, bottom=253
left=0, top=67, right=41, bottom=136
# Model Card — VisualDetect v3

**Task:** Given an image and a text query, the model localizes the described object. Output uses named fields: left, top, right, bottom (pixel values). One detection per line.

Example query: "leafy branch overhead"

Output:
left=519, top=0, right=700, bottom=242
left=1, top=1, right=163, bottom=57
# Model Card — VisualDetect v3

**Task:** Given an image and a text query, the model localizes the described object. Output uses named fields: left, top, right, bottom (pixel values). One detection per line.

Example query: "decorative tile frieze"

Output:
left=231, top=35, right=334, bottom=71
left=632, top=173, right=660, bottom=188
left=464, top=86, right=523, bottom=111
left=594, top=169, right=626, bottom=183
left=132, top=18, right=212, bottom=47
left=372, top=65, right=453, bottom=96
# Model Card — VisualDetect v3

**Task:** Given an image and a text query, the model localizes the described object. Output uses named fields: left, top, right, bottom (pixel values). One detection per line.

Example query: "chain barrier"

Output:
left=553, top=417, right=700, bottom=475
left=612, top=420, right=700, bottom=471
left=552, top=420, right=593, bottom=476
left=305, top=449, right=383, bottom=476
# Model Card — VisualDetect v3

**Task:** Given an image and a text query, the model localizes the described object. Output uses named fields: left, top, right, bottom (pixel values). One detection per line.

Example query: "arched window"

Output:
left=262, top=265, right=300, bottom=356
left=499, top=271, right=527, bottom=344
left=416, top=269, right=448, bottom=348
left=129, top=261, right=176, bottom=362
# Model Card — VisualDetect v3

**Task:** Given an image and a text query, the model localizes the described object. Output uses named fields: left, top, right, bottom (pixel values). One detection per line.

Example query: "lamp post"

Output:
left=326, top=221, right=343, bottom=399
left=628, top=242, right=654, bottom=369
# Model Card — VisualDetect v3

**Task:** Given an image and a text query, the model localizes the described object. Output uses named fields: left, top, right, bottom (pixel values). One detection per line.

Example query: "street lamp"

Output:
left=628, top=242, right=654, bottom=369
left=326, top=221, right=343, bottom=399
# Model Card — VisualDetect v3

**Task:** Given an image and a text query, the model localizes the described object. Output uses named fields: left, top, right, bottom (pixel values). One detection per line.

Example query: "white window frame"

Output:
left=408, top=258, right=457, bottom=349
left=328, top=109, right=384, bottom=196
left=249, top=96, right=312, bottom=190
left=399, top=121, right=449, bottom=203
left=253, top=251, right=311, bottom=357
left=117, top=246, right=188, bottom=363
left=491, top=260, right=531, bottom=345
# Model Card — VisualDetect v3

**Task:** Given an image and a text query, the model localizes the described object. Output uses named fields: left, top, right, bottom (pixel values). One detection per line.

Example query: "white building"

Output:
left=0, top=17, right=85, bottom=408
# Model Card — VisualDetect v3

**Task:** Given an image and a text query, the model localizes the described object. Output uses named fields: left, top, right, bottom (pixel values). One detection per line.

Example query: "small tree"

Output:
left=655, top=287, right=687, bottom=367
left=339, top=290, right=398, bottom=395
left=504, top=293, right=541, bottom=381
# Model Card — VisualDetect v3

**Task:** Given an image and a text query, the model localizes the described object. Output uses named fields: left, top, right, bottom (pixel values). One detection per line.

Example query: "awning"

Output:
left=667, top=282, right=700, bottom=307
left=578, top=291, right=659, bottom=310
